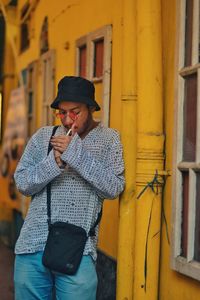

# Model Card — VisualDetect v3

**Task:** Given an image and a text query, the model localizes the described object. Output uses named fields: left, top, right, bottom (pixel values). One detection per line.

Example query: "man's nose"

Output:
left=63, top=114, right=74, bottom=126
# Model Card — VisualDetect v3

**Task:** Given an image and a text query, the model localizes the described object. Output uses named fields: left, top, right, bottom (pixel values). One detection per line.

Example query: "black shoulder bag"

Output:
left=42, top=126, right=102, bottom=275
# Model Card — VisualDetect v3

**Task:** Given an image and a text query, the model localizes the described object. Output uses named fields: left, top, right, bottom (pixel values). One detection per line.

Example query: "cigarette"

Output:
left=66, top=128, right=72, bottom=136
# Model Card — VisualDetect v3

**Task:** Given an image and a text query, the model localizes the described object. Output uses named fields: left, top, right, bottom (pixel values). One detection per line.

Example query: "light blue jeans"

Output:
left=14, top=252, right=97, bottom=300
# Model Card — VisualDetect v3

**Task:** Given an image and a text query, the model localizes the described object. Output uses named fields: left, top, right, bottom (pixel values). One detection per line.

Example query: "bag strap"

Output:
left=47, top=126, right=59, bottom=227
left=88, top=208, right=102, bottom=237
left=46, top=126, right=103, bottom=234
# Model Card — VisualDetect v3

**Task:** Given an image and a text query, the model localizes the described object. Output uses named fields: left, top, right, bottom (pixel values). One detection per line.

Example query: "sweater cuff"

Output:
left=61, top=133, right=82, bottom=166
left=46, top=149, right=63, bottom=176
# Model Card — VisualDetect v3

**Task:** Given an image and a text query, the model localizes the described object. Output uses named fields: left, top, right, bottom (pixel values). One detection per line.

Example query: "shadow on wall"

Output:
left=0, top=238, right=15, bottom=300
left=96, top=250, right=116, bottom=300
left=0, top=210, right=23, bottom=248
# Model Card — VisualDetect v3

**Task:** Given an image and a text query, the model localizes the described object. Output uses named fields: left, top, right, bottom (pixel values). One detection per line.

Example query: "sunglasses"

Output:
left=55, top=110, right=79, bottom=120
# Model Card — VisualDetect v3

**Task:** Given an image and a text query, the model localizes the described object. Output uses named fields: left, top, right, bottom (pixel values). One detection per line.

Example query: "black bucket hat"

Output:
left=50, top=76, right=101, bottom=111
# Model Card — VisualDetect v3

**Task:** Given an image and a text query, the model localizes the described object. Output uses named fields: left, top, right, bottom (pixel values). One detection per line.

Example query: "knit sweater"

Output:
left=14, top=123, right=125, bottom=260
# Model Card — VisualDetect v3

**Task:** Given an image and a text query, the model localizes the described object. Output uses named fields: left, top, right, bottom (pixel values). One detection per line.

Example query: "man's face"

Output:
left=57, top=101, right=94, bottom=136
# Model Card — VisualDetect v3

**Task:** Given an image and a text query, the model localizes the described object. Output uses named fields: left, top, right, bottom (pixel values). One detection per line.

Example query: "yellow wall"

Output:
left=159, top=0, right=200, bottom=299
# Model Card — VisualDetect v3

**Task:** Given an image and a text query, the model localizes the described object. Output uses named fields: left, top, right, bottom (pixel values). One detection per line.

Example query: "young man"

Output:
left=14, top=76, right=125, bottom=300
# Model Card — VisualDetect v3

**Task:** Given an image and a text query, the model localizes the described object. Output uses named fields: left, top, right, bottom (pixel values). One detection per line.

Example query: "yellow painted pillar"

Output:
left=117, top=0, right=137, bottom=299
left=133, top=0, right=164, bottom=299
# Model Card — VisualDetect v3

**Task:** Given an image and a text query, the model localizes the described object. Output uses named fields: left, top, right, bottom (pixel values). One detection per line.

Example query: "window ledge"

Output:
left=172, top=256, right=200, bottom=281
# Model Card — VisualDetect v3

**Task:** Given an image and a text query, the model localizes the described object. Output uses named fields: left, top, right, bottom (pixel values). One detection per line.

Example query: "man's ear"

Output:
left=89, top=106, right=96, bottom=113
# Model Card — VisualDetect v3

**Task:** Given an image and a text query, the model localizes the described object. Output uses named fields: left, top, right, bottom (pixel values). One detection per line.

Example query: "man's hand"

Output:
left=51, top=135, right=72, bottom=167
left=51, top=135, right=72, bottom=153
left=53, top=150, right=64, bottom=167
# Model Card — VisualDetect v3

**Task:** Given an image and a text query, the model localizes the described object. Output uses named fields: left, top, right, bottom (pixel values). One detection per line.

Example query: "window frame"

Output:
left=171, top=0, right=200, bottom=281
left=40, top=49, right=55, bottom=126
left=75, top=25, right=112, bottom=127
left=26, top=61, right=38, bottom=139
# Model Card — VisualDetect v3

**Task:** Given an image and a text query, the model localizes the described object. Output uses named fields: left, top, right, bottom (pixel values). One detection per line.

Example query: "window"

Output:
left=7, top=0, right=18, bottom=6
left=172, top=0, right=200, bottom=280
left=40, top=16, right=49, bottom=55
left=79, top=45, right=87, bottom=77
left=26, top=62, right=37, bottom=139
left=76, top=36, right=87, bottom=79
left=93, top=39, right=104, bottom=78
left=20, top=2, right=30, bottom=52
left=76, top=25, right=112, bottom=126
